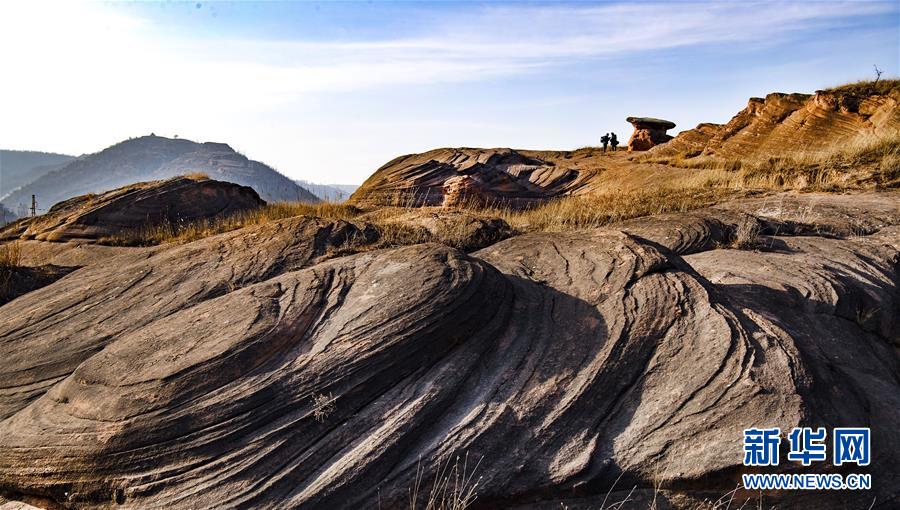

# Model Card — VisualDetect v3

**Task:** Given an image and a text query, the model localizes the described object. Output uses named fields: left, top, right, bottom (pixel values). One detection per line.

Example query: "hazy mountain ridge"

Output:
left=1, top=136, right=317, bottom=212
left=0, top=150, right=76, bottom=201
left=295, top=180, right=359, bottom=202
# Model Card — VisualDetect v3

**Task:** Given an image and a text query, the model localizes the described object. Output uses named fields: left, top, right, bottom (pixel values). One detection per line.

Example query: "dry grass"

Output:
left=311, top=392, right=336, bottom=423
left=824, top=78, right=899, bottom=97
left=730, top=214, right=761, bottom=250
left=183, top=171, right=211, bottom=181
left=97, top=127, right=898, bottom=246
left=101, top=202, right=363, bottom=246
left=0, top=242, right=22, bottom=301
left=638, top=130, right=900, bottom=192
left=407, top=454, right=482, bottom=510
left=486, top=188, right=734, bottom=233
left=0, top=242, right=21, bottom=269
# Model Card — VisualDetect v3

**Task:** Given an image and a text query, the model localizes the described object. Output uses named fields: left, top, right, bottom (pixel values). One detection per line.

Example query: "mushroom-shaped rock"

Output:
left=626, top=116, right=676, bottom=151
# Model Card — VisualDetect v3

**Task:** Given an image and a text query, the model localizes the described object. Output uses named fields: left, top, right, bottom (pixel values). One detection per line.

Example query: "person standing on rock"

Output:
left=610, top=132, right=619, bottom=151
left=601, top=133, right=610, bottom=152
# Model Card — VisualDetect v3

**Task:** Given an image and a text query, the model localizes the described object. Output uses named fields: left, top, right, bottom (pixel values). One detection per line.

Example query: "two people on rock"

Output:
left=601, top=132, right=619, bottom=152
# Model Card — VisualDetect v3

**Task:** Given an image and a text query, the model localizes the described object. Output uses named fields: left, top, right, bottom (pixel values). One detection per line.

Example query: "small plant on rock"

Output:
left=312, top=392, right=335, bottom=423
left=731, top=214, right=761, bottom=250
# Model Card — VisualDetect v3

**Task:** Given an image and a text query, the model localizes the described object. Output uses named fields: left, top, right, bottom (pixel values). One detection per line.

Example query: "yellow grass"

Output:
left=484, top=188, right=733, bottom=232
left=183, top=171, right=211, bottom=181
left=0, top=242, right=23, bottom=299
left=102, top=202, right=363, bottom=246
left=824, top=78, right=900, bottom=97
left=0, top=242, right=21, bottom=269
left=637, top=130, right=900, bottom=192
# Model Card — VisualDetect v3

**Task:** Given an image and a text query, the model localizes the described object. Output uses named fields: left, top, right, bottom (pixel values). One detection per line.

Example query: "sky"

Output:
left=0, top=1, right=897, bottom=184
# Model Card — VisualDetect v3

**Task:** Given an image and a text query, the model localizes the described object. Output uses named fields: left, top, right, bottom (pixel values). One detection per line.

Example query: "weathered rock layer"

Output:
left=0, top=177, right=265, bottom=243
left=651, top=85, right=900, bottom=160
left=626, top=117, right=676, bottom=151
left=0, top=192, right=898, bottom=509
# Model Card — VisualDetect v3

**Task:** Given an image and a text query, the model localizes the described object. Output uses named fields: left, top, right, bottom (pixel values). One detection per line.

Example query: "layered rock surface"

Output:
left=0, top=177, right=265, bottom=243
left=351, top=84, right=899, bottom=209
left=625, top=117, right=676, bottom=151
left=651, top=84, right=900, bottom=160
left=350, top=148, right=596, bottom=208
left=0, top=192, right=897, bottom=509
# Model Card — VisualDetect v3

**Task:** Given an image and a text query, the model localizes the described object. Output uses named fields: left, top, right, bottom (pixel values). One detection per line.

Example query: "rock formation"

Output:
left=650, top=84, right=900, bottom=160
left=351, top=84, right=899, bottom=209
left=625, top=117, right=676, bottom=151
left=361, top=208, right=514, bottom=251
left=1, top=135, right=318, bottom=210
left=0, top=176, right=265, bottom=243
left=350, top=148, right=592, bottom=209
left=0, top=191, right=897, bottom=509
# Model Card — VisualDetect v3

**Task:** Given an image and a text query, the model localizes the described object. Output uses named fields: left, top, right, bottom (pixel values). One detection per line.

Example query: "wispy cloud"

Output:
left=0, top=1, right=894, bottom=182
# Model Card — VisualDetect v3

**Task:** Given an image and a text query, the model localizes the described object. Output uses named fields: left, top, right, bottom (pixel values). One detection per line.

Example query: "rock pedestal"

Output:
left=626, top=116, right=676, bottom=151
left=442, top=174, right=490, bottom=208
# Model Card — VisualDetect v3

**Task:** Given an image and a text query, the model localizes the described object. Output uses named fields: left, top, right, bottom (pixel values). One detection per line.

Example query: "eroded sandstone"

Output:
left=0, top=192, right=897, bottom=509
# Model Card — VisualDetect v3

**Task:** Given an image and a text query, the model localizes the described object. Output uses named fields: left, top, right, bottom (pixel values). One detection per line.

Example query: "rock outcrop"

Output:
left=625, top=117, right=676, bottom=151
left=1, top=135, right=318, bottom=210
left=362, top=208, right=514, bottom=251
left=352, top=83, right=899, bottom=210
left=0, top=191, right=897, bottom=509
left=350, top=148, right=594, bottom=209
left=0, top=177, right=265, bottom=243
left=651, top=83, right=900, bottom=160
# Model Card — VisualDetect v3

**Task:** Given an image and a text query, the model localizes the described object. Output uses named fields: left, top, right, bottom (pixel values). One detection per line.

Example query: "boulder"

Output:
left=0, top=177, right=265, bottom=243
left=362, top=208, right=514, bottom=251
left=350, top=148, right=587, bottom=209
left=626, top=116, right=677, bottom=151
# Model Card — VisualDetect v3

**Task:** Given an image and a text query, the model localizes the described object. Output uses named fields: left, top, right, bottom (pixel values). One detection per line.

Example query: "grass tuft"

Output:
left=100, top=202, right=363, bottom=246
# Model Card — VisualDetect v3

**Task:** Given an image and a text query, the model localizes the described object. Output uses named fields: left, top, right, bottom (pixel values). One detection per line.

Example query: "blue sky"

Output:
left=0, top=1, right=897, bottom=184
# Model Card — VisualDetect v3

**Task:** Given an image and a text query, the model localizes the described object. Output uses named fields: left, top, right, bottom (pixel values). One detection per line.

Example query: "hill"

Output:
left=0, top=135, right=318, bottom=211
left=350, top=81, right=900, bottom=208
left=0, top=150, right=75, bottom=200
left=295, top=180, right=359, bottom=202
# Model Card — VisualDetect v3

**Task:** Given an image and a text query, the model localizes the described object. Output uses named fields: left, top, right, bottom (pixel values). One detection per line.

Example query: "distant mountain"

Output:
left=0, top=150, right=76, bottom=198
left=0, top=204, right=14, bottom=225
left=1, top=135, right=318, bottom=212
left=295, top=180, right=359, bottom=202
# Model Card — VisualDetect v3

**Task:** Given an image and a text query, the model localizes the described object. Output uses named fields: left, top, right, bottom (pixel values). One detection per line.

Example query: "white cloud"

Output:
left=0, top=1, right=894, bottom=182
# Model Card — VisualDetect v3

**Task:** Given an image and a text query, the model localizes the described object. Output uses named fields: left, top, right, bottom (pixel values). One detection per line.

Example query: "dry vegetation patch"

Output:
left=0, top=241, right=74, bottom=305
left=637, top=130, right=900, bottom=191
left=100, top=202, right=363, bottom=246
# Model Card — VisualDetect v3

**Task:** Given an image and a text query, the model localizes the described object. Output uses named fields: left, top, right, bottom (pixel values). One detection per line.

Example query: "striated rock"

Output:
left=625, top=117, right=676, bottom=151
left=442, top=174, right=491, bottom=208
left=650, top=84, right=900, bottom=160
left=0, top=216, right=377, bottom=420
left=0, top=264, right=75, bottom=306
left=0, top=192, right=897, bottom=509
left=353, top=85, right=899, bottom=210
left=0, top=177, right=264, bottom=243
left=364, top=208, right=514, bottom=251
left=350, top=148, right=592, bottom=209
